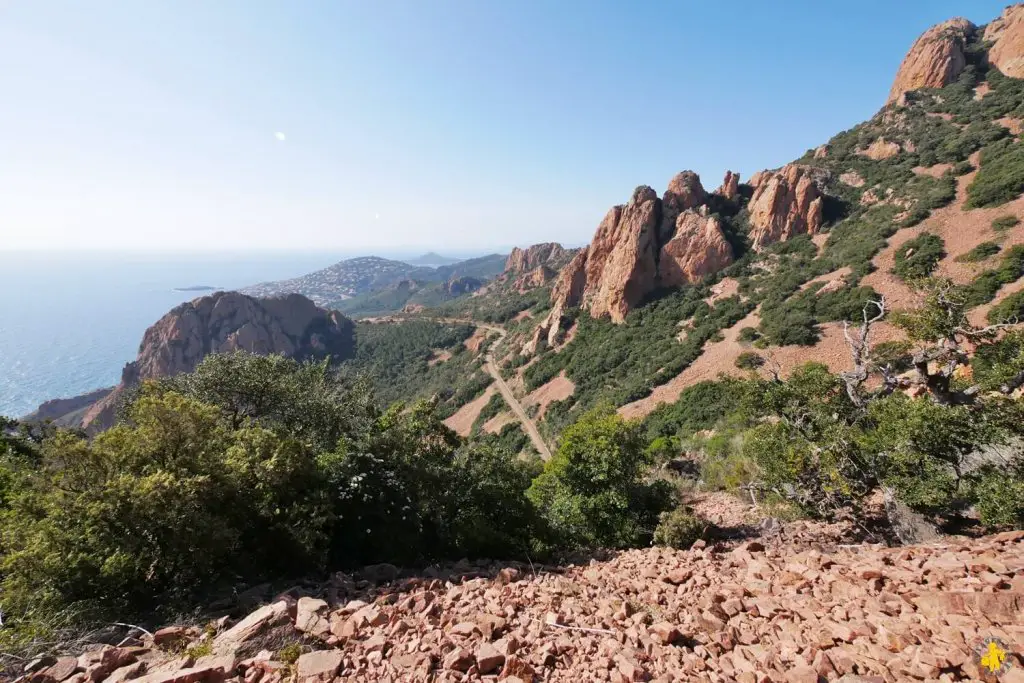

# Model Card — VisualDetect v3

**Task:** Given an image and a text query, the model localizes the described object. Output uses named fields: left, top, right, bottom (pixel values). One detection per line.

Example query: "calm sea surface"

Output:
left=0, top=250, right=362, bottom=417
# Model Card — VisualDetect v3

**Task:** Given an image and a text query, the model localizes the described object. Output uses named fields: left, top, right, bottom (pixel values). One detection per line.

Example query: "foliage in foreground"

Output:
left=0, top=353, right=541, bottom=636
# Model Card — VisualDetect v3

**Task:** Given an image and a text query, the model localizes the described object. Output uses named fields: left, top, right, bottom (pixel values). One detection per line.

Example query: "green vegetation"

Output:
left=993, top=215, right=1021, bottom=232
left=966, top=139, right=1024, bottom=209
left=959, top=245, right=1024, bottom=306
left=652, top=507, right=708, bottom=549
left=523, top=289, right=752, bottom=415
left=471, top=392, right=505, bottom=434
left=527, top=406, right=673, bottom=550
left=735, top=351, right=764, bottom=371
left=892, top=233, right=945, bottom=282
left=341, top=320, right=489, bottom=416
left=737, top=327, right=760, bottom=344
left=0, top=353, right=543, bottom=650
left=987, top=290, right=1024, bottom=324
left=956, top=241, right=1001, bottom=263
left=758, top=283, right=879, bottom=346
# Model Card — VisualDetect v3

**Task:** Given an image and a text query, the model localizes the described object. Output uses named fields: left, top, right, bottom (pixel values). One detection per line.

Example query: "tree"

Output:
left=527, top=406, right=673, bottom=550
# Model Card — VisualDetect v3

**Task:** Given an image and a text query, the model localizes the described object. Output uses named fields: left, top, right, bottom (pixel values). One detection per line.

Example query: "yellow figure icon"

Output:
left=980, top=639, right=1007, bottom=674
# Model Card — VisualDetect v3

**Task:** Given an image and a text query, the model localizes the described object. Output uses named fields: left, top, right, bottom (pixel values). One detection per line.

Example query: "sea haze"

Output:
left=0, top=250, right=375, bottom=418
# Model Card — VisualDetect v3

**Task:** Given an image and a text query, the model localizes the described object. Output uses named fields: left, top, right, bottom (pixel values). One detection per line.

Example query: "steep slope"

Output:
left=72, top=292, right=355, bottom=432
left=504, top=4, right=1024, bottom=427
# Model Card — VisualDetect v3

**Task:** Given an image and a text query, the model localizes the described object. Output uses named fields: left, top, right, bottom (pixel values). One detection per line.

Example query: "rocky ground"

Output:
left=17, top=518, right=1024, bottom=683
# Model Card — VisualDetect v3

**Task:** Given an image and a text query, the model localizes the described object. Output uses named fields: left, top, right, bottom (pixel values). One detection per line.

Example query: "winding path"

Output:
left=384, top=316, right=553, bottom=460
left=477, top=325, right=553, bottom=461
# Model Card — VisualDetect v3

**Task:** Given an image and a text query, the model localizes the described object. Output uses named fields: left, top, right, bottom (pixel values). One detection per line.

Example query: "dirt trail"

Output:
left=400, top=316, right=554, bottom=460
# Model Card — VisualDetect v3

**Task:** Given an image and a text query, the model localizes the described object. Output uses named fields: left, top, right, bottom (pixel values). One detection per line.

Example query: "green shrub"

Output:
left=527, top=406, right=673, bottom=550
left=972, top=467, right=1024, bottom=529
left=966, top=139, right=1024, bottom=209
left=987, top=291, right=1024, bottom=324
left=992, top=215, right=1021, bottom=232
left=652, top=508, right=708, bottom=549
left=735, top=351, right=765, bottom=371
left=972, top=330, right=1024, bottom=389
left=700, top=451, right=759, bottom=491
left=737, top=327, right=760, bottom=344
left=892, top=233, right=945, bottom=282
left=0, top=354, right=542, bottom=635
left=956, top=241, right=1001, bottom=263
left=953, top=160, right=974, bottom=175
left=960, top=245, right=1024, bottom=306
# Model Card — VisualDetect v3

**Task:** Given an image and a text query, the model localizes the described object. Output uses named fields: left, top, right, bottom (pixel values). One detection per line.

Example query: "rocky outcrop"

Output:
left=29, top=523, right=1024, bottom=683
left=504, top=243, right=567, bottom=274
left=585, top=186, right=662, bottom=322
left=513, top=266, right=554, bottom=292
left=716, top=171, right=740, bottom=200
left=857, top=137, right=902, bottom=160
left=530, top=250, right=589, bottom=351
left=887, top=18, right=976, bottom=105
left=659, top=211, right=734, bottom=288
left=79, top=292, right=355, bottom=432
left=658, top=172, right=707, bottom=243
left=531, top=175, right=739, bottom=351
left=747, top=164, right=826, bottom=250
left=24, top=387, right=113, bottom=424
left=443, top=276, right=483, bottom=297
left=985, top=4, right=1024, bottom=78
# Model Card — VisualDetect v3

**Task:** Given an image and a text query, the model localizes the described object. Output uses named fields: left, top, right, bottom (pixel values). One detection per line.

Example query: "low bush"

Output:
left=527, top=406, right=674, bottom=550
left=992, top=215, right=1021, bottom=232
left=966, top=139, right=1024, bottom=209
left=892, top=233, right=945, bottom=282
left=987, top=291, right=1024, bottom=324
left=652, top=508, right=708, bottom=549
left=735, top=351, right=765, bottom=371
left=956, top=241, right=1001, bottom=263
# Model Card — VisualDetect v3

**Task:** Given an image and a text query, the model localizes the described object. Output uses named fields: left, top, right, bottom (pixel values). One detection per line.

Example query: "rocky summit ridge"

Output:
left=20, top=522, right=1024, bottom=683
left=521, top=3, right=1024, bottom=354
left=72, top=291, right=355, bottom=432
left=526, top=164, right=828, bottom=352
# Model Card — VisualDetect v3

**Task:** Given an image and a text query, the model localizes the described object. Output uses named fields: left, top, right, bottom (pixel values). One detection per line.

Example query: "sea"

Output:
left=0, top=250, right=378, bottom=418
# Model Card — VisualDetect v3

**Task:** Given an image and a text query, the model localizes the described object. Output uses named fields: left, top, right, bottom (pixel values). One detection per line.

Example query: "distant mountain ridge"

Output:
left=240, top=253, right=507, bottom=309
left=403, top=252, right=461, bottom=267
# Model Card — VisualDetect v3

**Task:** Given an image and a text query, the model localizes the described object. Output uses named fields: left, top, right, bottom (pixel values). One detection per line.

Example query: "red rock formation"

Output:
left=504, top=243, right=567, bottom=273
left=748, top=170, right=770, bottom=190
left=585, top=186, right=661, bottom=322
left=531, top=176, right=738, bottom=350
left=80, top=291, right=354, bottom=432
left=747, top=164, right=826, bottom=250
left=985, top=4, right=1024, bottom=78
left=716, top=171, right=740, bottom=200
left=534, top=249, right=589, bottom=350
left=887, top=18, right=976, bottom=105
left=658, top=171, right=707, bottom=243
left=513, top=265, right=554, bottom=292
left=659, top=211, right=734, bottom=288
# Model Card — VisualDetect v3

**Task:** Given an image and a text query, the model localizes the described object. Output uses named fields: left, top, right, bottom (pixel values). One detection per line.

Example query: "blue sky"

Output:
left=0, top=1, right=1011, bottom=252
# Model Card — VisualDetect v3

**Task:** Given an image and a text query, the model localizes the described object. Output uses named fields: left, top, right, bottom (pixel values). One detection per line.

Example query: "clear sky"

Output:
left=0, top=1, right=1012, bottom=252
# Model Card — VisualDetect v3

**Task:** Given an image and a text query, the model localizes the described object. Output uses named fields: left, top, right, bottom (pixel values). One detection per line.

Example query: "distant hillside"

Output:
left=403, top=251, right=461, bottom=267
left=241, top=253, right=507, bottom=311
left=338, top=276, right=485, bottom=317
